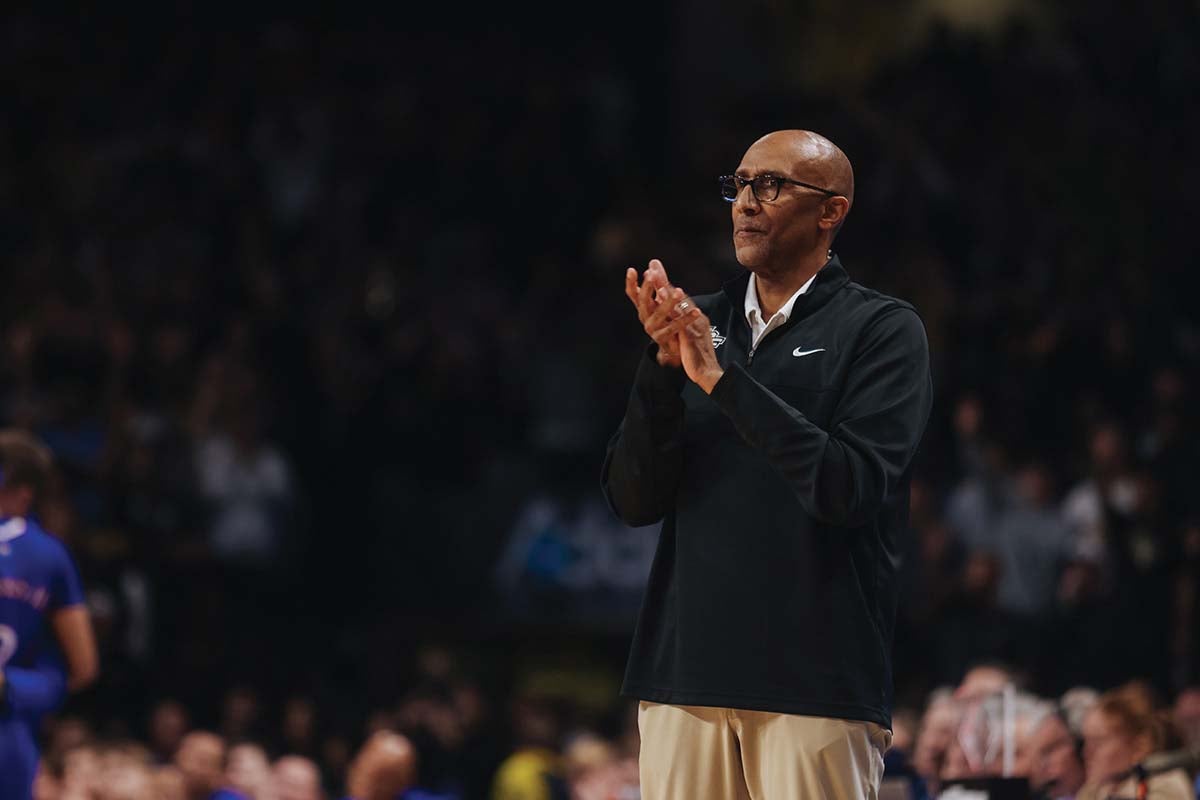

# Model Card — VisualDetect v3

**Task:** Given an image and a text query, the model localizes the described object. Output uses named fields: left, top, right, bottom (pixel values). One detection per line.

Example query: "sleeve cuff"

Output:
left=637, top=343, right=687, bottom=399
left=708, top=362, right=742, bottom=409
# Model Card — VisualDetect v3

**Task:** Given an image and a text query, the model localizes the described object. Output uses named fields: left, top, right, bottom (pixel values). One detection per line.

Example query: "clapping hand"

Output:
left=625, top=259, right=686, bottom=367
left=624, top=260, right=724, bottom=393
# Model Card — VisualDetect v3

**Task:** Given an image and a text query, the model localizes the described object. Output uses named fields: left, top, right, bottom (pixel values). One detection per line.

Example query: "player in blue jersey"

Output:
left=0, top=429, right=99, bottom=800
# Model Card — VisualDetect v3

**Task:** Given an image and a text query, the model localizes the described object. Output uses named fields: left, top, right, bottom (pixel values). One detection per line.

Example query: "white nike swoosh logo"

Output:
left=792, top=348, right=825, bottom=357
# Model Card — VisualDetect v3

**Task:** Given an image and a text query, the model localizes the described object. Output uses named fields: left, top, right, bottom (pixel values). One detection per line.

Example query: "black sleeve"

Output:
left=709, top=306, right=933, bottom=527
left=600, top=344, right=688, bottom=527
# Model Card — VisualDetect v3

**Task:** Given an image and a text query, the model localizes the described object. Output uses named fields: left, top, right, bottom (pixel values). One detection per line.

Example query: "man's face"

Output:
left=913, top=702, right=960, bottom=781
left=273, top=758, right=322, bottom=800
left=174, top=734, right=224, bottom=794
left=1029, top=715, right=1085, bottom=798
left=227, top=744, right=272, bottom=796
left=150, top=703, right=189, bottom=757
left=1172, top=688, right=1200, bottom=748
left=730, top=137, right=836, bottom=274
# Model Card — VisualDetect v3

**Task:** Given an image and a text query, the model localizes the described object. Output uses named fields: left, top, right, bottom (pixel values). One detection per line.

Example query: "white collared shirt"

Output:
left=744, top=271, right=819, bottom=349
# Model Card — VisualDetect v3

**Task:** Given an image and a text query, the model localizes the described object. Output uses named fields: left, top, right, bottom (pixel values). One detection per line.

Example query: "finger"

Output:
left=648, top=258, right=670, bottom=285
left=636, top=269, right=660, bottom=320
left=646, top=260, right=672, bottom=303
left=645, top=287, right=686, bottom=330
left=625, top=268, right=641, bottom=306
left=648, top=273, right=674, bottom=309
left=648, top=306, right=702, bottom=343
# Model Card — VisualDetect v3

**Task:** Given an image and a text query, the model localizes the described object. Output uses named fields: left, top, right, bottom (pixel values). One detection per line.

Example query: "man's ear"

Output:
left=819, top=197, right=850, bottom=232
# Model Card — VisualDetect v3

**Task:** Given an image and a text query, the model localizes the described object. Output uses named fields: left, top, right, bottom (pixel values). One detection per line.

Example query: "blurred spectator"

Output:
left=955, top=662, right=1021, bottom=703
left=148, top=700, right=192, bottom=765
left=33, top=763, right=60, bottom=800
left=1171, top=686, right=1200, bottom=750
left=1057, top=687, right=1099, bottom=739
left=46, top=715, right=96, bottom=764
left=279, top=696, right=322, bottom=763
left=155, top=767, right=190, bottom=800
left=912, top=688, right=961, bottom=797
left=343, top=730, right=418, bottom=800
left=95, top=741, right=158, bottom=800
left=561, top=732, right=618, bottom=800
left=193, top=371, right=294, bottom=568
left=273, top=755, right=324, bottom=800
left=1028, top=705, right=1086, bottom=800
left=174, top=731, right=248, bottom=800
left=940, top=688, right=1051, bottom=783
left=226, top=743, right=274, bottom=800
left=1077, top=681, right=1192, bottom=800
left=987, top=461, right=1073, bottom=617
left=221, top=686, right=267, bottom=745
left=392, top=663, right=504, bottom=799
left=946, top=395, right=1075, bottom=621
left=1060, top=422, right=1140, bottom=578
left=490, top=693, right=567, bottom=800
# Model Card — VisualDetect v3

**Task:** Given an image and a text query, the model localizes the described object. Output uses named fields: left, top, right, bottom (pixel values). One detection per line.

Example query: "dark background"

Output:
left=4, top=0, right=1200, bottom=795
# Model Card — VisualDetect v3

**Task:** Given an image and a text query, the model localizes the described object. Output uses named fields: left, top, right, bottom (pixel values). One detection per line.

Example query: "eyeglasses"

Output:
left=719, top=174, right=838, bottom=203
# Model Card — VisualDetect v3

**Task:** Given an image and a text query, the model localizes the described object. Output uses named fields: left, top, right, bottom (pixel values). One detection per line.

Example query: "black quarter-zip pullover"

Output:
left=601, top=255, right=933, bottom=727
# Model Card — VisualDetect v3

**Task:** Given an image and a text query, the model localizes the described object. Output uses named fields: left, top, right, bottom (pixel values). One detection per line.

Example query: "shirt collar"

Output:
left=744, top=267, right=821, bottom=328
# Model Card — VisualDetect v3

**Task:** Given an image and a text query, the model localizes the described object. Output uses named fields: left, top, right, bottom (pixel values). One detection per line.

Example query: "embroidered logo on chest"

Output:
left=710, top=327, right=726, bottom=348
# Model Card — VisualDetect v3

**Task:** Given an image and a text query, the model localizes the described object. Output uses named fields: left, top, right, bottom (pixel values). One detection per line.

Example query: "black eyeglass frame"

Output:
left=718, top=174, right=840, bottom=203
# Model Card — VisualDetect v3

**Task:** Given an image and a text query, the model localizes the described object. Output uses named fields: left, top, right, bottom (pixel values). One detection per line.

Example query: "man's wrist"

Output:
left=696, top=368, right=725, bottom=395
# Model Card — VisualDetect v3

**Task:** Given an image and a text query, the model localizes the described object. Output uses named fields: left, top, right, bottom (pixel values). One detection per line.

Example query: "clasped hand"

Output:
left=624, top=260, right=724, bottom=394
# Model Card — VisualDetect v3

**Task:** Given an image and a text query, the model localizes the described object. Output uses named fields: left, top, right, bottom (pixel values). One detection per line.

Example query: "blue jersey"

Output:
left=0, top=515, right=86, bottom=800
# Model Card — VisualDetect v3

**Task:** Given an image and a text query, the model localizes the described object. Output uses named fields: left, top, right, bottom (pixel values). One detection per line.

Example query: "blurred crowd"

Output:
left=29, top=659, right=1200, bottom=799
left=3, top=1, right=1200, bottom=799
left=32, top=642, right=641, bottom=800
left=883, top=663, right=1200, bottom=799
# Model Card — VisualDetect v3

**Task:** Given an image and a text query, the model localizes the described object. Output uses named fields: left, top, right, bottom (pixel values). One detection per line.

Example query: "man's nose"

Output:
left=733, top=183, right=760, bottom=213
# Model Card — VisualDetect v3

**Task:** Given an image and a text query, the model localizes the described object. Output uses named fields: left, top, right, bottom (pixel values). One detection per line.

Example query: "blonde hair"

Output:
left=1094, top=681, right=1169, bottom=752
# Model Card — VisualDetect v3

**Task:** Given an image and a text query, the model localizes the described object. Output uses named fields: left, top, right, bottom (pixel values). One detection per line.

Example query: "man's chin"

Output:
left=733, top=244, right=766, bottom=269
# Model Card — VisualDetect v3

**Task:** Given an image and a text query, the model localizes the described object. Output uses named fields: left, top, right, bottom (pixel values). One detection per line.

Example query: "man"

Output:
left=955, top=662, right=1021, bottom=703
left=1029, top=708, right=1086, bottom=800
left=1169, top=687, right=1200, bottom=799
left=174, top=731, right=248, bottom=800
left=226, top=742, right=273, bottom=798
left=940, top=689, right=1052, bottom=783
left=342, top=730, right=419, bottom=800
left=273, top=754, right=324, bottom=800
left=0, top=429, right=99, bottom=800
left=602, top=130, right=933, bottom=798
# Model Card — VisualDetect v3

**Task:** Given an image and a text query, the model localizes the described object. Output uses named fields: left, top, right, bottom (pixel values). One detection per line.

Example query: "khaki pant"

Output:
left=638, top=701, right=890, bottom=800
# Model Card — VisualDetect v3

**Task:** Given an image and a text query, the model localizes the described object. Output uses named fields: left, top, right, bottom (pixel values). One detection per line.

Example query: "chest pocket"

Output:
left=765, top=381, right=835, bottom=430
left=758, top=346, right=839, bottom=428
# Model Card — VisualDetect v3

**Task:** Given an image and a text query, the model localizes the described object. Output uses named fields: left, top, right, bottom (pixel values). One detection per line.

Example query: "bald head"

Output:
left=273, top=755, right=323, bottom=800
left=732, top=129, right=856, bottom=277
left=346, top=731, right=417, bottom=800
left=174, top=732, right=225, bottom=797
left=747, top=130, right=854, bottom=206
